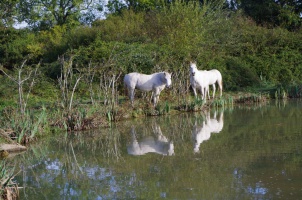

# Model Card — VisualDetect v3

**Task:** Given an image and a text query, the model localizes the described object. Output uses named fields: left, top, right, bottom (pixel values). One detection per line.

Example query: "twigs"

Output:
left=58, top=55, right=83, bottom=112
left=0, top=60, right=40, bottom=116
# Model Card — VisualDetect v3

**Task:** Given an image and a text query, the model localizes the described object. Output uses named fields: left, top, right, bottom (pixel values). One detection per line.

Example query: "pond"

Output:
left=13, top=99, right=302, bottom=199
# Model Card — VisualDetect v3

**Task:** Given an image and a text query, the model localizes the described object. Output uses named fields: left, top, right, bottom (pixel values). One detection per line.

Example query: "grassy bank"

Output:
left=0, top=82, right=298, bottom=200
left=0, top=89, right=270, bottom=144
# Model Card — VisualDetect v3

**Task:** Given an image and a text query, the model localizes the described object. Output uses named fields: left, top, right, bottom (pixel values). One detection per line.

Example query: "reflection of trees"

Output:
left=216, top=101, right=302, bottom=199
left=12, top=101, right=302, bottom=199
left=14, top=129, right=124, bottom=199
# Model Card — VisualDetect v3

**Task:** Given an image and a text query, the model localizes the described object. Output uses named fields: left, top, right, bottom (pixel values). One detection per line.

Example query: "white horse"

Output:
left=127, top=125, right=174, bottom=156
left=124, top=72, right=172, bottom=106
left=192, top=111, right=224, bottom=153
left=190, top=62, right=222, bottom=102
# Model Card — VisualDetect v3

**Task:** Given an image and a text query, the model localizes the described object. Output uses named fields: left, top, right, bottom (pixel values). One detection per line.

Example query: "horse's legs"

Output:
left=213, top=110, right=217, bottom=119
left=212, top=84, right=216, bottom=99
left=218, top=111, right=223, bottom=122
left=151, top=90, right=158, bottom=106
left=219, top=80, right=223, bottom=97
left=200, top=87, right=204, bottom=100
left=192, top=86, right=197, bottom=98
left=153, top=94, right=160, bottom=107
left=153, top=88, right=163, bottom=106
left=207, top=85, right=210, bottom=99
left=152, top=94, right=157, bottom=106
left=150, top=91, right=154, bottom=103
left=129, top=88, right=135, bottom=106
left=201, top=87, right=206, bottom=102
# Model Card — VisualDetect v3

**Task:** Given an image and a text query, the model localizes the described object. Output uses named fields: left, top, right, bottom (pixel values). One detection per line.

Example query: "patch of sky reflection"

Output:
left=128, top=172, right=137, bottom=186
left=84, top=167, right=136, bottom=199
left=160, top=192, right=167, bottom=198
left=45, top=159, right=62, bottom=171
left=61, top=183, right=81, bottom=197
left=84, top=166, right=112, bottom=180
left=233, top=168, right=244, bottom=189
left=247, top=182, right=268, bottom=197
left=233, top=168, right=268, bottom=198
left=21, top=159, right=62, bottom=187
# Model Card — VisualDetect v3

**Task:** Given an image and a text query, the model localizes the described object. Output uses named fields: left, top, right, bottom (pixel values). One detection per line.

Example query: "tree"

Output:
left=238, top=0, right=302, bottom=30
left=18, top=0, right=103, bottom=30
left=0, top=0, right=19, bottom=27
left=105, top=0, right=233, bottom=16
left=0, top=60, right=39, bottom=115
left=106, top=0, right=160, bottom=15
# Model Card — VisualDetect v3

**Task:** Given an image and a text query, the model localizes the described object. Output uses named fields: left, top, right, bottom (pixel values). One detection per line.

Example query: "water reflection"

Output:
left=12, top=100, right=302, bottom=199
left=127, top=123, right=174, bottom=156
left=192, top=110, right=224, bottom=153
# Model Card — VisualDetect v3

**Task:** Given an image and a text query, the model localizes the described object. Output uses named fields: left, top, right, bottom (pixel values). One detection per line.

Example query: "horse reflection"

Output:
left=192, top=111, right=224, bottom=153
left=127, top=124, right=174, bottom=156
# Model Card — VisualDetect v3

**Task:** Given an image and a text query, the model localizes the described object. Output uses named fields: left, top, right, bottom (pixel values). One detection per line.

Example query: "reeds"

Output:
left=0, top=161, right=19, bottom=200
left=0, top=105, right=48, bottom=144
left=211, top=96, right=234, bottom=108
left=274, top=88, right=287, bottom=99
left=234, top=93, right=268, bottom=104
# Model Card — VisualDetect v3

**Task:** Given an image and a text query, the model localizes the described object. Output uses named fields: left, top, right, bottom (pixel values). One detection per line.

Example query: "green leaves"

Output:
left=0, top=0, right=19, bottom=27
left=18, top=0, right=99, bottom=30
left=239, top=0, right=302, bottom=30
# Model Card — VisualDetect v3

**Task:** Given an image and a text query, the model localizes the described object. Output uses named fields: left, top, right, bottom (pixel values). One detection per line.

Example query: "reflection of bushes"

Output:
left=0, top=161, right=18, bottom=200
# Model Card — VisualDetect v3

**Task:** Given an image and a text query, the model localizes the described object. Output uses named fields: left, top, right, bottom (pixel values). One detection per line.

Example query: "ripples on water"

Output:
left=13, top=99, right=302, bottom=199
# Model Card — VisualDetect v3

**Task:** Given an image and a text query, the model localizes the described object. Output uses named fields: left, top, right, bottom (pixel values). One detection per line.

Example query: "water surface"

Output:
left=14, top=100, right=302, bottom=199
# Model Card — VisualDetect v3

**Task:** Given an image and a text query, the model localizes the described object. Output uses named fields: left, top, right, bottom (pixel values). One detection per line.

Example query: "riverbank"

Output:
left=0, top=91, right=283, bottom=200
left=0, top=91, right=271, bottom=144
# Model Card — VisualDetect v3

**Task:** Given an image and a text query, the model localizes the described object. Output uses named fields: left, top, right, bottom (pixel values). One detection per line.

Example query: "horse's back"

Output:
left=209, top=69, right=222, bottom=80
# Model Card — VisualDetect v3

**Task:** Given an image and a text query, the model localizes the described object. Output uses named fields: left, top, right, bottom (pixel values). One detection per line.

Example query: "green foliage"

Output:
left=39, top=25, right=69, bottom=62
left=212, top=96, right=234, bottom=107
left=17, top=0, right=99, bottom=30
left=66, top=26, right=98, bottom=49
left=2, top=1, right=301, bottom=92
left=0, top=0, right=18, bottom=27
left=224, top=57, right=261, bottom=91
left=0, top=28, right=39, bottom=67
left=94, top=10, right=147, bottom=43
left=75, top=41, right=163, bottom=74
left=239, top=0, right=302, bottom=31
left=106, top=0, right=161, bottom=14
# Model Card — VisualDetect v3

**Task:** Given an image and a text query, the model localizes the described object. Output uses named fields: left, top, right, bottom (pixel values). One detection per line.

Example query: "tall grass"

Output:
left=0, top=161, right=18, bottom=200
left=211, top=96, right=234, bottom=108
left=0, top=105, right=48, bottom=144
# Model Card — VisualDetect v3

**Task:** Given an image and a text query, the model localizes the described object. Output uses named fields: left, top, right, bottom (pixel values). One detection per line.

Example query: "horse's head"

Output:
left=190, top=62, right=198, bottom=77
left=163, top=72, right=172, bottom=88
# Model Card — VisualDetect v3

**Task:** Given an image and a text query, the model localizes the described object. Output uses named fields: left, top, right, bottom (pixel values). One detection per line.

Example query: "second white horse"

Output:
left=190, top=62, right=222, bottom=101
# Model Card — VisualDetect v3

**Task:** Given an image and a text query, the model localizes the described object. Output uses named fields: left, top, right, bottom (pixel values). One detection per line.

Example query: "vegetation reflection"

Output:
left=12, top=101, right=302, bottom=199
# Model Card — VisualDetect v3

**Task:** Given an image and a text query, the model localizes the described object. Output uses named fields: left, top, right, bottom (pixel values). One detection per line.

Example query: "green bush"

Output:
left=224, top=58, right=261, bottom=91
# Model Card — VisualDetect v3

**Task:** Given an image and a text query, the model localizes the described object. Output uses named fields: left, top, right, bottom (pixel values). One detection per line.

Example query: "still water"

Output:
left=14, top=100, right=302, bottom=199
